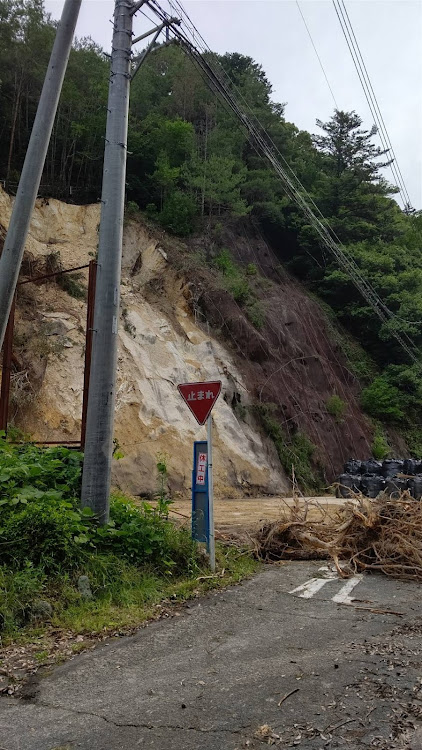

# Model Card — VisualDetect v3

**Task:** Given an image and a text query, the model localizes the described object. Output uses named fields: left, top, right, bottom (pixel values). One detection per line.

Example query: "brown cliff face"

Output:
left=176, top=219, right=374, bottom=483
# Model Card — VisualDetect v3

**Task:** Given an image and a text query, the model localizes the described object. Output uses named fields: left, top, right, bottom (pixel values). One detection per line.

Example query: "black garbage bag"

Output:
left=336, top=473, right=361, bottom=498
left=361, top=474, right=385, bottom=499
left=403, top=459, right=419, bottom=476
left=407, top=476, right=422, bottom=500
left=382, top=459, right=404, bottom=479
left=344, top=459, right=362, bottom=475
left=385, top=477, right=407, bottom=498
left=361, top=459, right=382, bottom=476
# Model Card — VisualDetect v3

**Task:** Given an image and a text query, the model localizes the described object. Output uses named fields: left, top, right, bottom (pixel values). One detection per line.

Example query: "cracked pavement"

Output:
left=1, top=562, right=422, bottom=749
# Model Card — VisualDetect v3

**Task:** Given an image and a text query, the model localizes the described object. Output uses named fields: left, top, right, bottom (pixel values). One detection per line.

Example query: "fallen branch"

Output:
left=255, top=492, right=422, bottom=581
left=278, top=687, right=299, bottom=707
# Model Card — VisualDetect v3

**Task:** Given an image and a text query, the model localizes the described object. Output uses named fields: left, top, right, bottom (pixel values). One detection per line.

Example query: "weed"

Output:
left=234, top=403, right=247, bottom=422
left=372, top=424, right=390, bottom=460
left=0, top=441, right=259, bottom=639
left=245, top=300, right=265, bottom=330
left=45, top=251, right=86, bottom=300
left=126, top=200, right=140, bottom=217
left=256, top=403, right=322, bottom=491
left=214, top=248, right=252, bottom=305
left=326, top=394, right=347, bottom=421
left=245, top=263, right=258, bottom=276
left=34, top=649, right=49, bottom=662
left=0, top=565, right=45, bottom=632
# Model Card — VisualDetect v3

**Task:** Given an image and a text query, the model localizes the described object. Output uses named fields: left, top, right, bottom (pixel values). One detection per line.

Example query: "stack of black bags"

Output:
left=337, top=458, right=422, bottom=499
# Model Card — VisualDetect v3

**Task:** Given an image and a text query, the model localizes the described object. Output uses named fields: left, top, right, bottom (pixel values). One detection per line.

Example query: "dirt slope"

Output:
left=0, top=188, right=374, bottom=494
left=0, top=188, right=288, bottom=497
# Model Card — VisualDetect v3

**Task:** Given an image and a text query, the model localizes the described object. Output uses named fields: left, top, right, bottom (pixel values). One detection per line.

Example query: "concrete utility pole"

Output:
left=0, top=0, right=82, bottom=350
left=81, top=1, right=177, bottom=521
left=80, top=0, right=134, bottom=521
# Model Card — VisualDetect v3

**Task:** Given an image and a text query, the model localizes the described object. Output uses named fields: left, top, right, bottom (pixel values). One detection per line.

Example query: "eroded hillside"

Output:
left=0, top=187, right=374, bottom=495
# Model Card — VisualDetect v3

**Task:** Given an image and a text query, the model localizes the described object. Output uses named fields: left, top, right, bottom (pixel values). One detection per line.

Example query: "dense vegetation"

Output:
left=0, top=439, right=255, bottom=636
left=1, top=0, right=422, bottom=452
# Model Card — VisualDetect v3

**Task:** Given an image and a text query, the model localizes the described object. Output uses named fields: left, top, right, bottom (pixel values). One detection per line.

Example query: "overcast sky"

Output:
left=45, top=0, right=422, bottom=209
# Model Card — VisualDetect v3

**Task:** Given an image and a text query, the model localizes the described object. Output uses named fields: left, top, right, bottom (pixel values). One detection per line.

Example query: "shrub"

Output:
left=0, top=564, right=45, bottom=632
left=361, top=376, right=404, bottom=423
left=245, top=300, right=265, bottom=330
left=245, top=263, right=258, bottom=276
left=256, top=404, right=321, bottom=491
left=0, top=441, right=198, bottom=577
left=214, top=248, right=237, bottom=276
left=0, top=440, right=83, bottom=498
left=372, top=426, right=390, bottom=460
left=214, top=249, right=253, bottom=305
left=158, top=191, right=196, bottom=235
left=326, top=394, right=347, bottom=421
left=45, top=250, right=86, bottom=299
left=126, top=200, right=140, bottom=216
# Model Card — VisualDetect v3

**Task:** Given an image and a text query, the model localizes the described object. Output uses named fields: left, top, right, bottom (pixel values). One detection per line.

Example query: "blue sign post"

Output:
left=192, top=440, right=209, bottom=545
left=178, top=380, right=221, bottom=572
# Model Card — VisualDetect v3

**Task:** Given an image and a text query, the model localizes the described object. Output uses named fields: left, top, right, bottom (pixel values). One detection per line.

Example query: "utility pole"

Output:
left=80, top=0, right=134, bottom=522
left=0, top=0, right=82, bottom=350
left=81, top=1, right=178, bottom=522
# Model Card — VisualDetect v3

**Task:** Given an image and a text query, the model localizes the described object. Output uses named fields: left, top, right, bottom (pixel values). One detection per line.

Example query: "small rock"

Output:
left=31, top=600, right=53, bottom=621
left=77, top=575, right=93, bottom=599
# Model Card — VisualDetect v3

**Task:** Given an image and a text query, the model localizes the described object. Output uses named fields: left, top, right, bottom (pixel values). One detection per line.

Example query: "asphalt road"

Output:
left=1, top=562, right=422, bottom=750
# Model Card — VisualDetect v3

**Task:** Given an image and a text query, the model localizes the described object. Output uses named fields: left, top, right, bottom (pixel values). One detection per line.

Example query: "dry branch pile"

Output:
left=255, top=493, right=422, bottom=581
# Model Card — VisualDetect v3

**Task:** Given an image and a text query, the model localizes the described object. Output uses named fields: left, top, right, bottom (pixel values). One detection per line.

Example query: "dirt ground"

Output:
left=165, top=495, right=343, bottom=533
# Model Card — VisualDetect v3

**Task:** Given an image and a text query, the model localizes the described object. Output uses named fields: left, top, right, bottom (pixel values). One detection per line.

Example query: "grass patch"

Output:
left=256, top=403, right=322, bottom=492
left=326, top=394, right=347, bottom=421
left=1, top=545, right=258, bottom=643
left=371, top=423, right=390, bottom=460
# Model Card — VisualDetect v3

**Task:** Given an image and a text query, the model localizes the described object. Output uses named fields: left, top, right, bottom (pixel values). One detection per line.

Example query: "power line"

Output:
left=150, top=0, right=420, bottom=343
left=144, top=0, right=420, bottom=366
left=339, top=0, right=412, bottom=209
left=332, top=0, right=413, bottom=210
left=295, top=1, right=338, bottom=110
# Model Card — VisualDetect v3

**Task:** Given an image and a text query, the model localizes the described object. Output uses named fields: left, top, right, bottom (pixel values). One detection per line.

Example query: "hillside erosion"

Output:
left=0, top=188, right=373, bottom=495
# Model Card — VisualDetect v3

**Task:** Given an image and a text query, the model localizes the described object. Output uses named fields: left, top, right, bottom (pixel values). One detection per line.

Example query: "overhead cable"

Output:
left=333, top=0, right=413, bottom=210
left=140, top=0, right=420, bottom=366
left=296, top=1, right=338, bottom=110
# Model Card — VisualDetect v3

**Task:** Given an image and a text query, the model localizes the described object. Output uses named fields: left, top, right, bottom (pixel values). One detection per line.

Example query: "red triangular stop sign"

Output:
left=178, top=381, right=222, bottom=425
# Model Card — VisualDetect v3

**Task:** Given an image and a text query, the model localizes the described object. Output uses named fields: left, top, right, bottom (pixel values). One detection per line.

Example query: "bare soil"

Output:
left=166, top=495, right=343, bottom=533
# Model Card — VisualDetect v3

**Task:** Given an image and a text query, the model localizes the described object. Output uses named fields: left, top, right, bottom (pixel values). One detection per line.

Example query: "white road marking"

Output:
left=289, top=566, right=364, bottom=604
left=289, top=577, right=332, bottom=598
left=289, top=566, right=337, bottom=599
left=331, top=575, right=363, bottom=604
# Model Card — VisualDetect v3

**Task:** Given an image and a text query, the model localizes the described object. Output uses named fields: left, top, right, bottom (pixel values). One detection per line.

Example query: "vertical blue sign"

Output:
left=192, top=440, right=209, bottom=546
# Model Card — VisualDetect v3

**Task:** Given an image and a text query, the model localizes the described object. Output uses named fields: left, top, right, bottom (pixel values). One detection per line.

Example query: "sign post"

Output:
left=207, top=414, right=215, bottom=571
left=178, top=381, right=221, bottom=572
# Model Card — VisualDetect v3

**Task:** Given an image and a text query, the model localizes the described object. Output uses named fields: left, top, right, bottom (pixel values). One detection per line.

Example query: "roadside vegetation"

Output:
left=0, top=438, right=257, bottom=643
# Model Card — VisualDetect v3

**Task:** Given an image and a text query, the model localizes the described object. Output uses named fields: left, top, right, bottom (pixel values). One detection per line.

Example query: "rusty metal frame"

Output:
left=0, top=296, right=16, bottom=432
left=81, top=260, right=97, bottom=449
left=0, top=261, right=97, bottom=446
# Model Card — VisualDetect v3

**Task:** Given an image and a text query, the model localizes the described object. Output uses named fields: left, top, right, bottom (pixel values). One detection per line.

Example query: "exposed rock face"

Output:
left=0, top=188, right=288, bottom=498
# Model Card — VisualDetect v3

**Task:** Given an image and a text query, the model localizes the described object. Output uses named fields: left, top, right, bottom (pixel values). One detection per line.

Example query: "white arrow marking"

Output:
left=331, top=575, right=363, bottom=604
